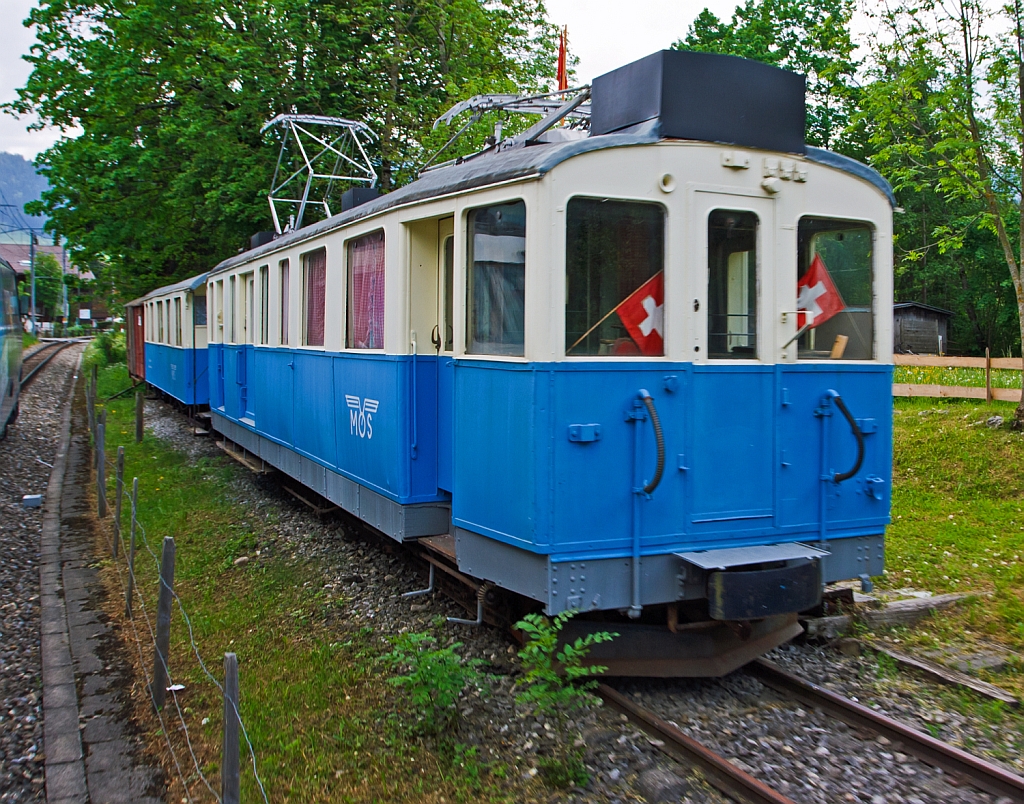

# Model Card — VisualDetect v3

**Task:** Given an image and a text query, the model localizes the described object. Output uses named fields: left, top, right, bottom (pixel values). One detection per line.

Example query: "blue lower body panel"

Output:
left=451, top=360, right=890, bottom=612
left=145, top=343, right=209, bottom=405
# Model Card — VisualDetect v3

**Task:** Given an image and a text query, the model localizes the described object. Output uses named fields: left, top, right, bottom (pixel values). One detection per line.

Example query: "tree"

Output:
left=862, top=0, right=1024, bottom=422
left=5, top=0, right=556, bottom=302
left=30, top=252, right=63, bottom=317
left=674, top=0, right=860, bottom=152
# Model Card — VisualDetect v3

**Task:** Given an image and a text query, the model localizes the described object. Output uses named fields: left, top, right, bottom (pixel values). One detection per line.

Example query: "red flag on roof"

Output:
left=616, top=271, right=664, bottom=356
left=797, top=254, right=845, bottom=329
left=557, top=27, right=568, bottom=91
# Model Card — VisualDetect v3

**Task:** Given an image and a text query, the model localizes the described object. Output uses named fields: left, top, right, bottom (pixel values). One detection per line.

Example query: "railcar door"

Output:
left=436, top=217, right=455, bottom=492
left=688, top=192, right=776, bottom=541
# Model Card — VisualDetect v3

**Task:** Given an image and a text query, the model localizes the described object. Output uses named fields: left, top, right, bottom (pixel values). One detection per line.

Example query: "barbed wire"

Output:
left=95, top=429, right=269, bottom=802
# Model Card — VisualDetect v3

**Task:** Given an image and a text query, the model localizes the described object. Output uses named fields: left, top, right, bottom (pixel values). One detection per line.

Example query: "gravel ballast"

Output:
left=0, top=345, right=82, bottom=802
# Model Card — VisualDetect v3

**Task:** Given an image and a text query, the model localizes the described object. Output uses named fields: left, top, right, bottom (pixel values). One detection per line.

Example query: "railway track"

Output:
left=21, top=340, right=80, bottom=391
left=600, top=660, right=1024, bottom=804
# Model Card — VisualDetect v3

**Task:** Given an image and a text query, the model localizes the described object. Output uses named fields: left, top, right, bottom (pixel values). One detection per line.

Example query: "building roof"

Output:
left=0, top=243, right=93, bottom=281
left=210, top=121, right=895, bottom=277
left=893, top=301, right=953, bottom=317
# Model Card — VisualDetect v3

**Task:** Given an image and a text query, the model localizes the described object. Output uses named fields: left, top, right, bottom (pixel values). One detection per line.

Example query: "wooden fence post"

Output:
left=87, top=381, right=96, bottom=441
left=150, top=536, right=176, bottom=710
left=125, top=478, right=138, bottom=618
left=222, top=653, right=241, bottom=804
left=113, top=446, right=125, bottom=556
left=986, top=347, right=993, bottom=404
left=96, top=411, right=107, bottom=518
left=135, top=391, right=144, bottom=444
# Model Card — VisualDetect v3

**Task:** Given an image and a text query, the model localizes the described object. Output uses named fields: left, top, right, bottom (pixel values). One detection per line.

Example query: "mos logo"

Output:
left=345, top=395, right=379, bottom=439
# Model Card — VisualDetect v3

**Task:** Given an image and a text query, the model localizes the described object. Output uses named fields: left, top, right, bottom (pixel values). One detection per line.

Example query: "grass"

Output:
left=92, top=364, right=523, bottom=803
left=893, top=364, right=1024, bottom=389
left=881, top=396, right=1024, bottom=698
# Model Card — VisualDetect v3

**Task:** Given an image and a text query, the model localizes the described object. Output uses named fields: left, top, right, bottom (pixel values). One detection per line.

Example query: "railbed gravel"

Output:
left=0, top=344, right=82, bottom=803
left=617, top=641, right=1022, bottom=804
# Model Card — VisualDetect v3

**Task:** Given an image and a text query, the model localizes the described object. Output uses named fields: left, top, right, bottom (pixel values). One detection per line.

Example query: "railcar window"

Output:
left=157, top=301, right=165, bottom=344
left=467, top=201, right=525, bottom=356
left=708, top=210, right=758, bottom=359
left=797, top=218, right=874, bottom=360
left=347, top=231, right=385, bottom=349
left=279, top=259, right=290, bottom=346
left=174, top=298, right=182, bottom=346
left=216, top=280, right=224, bottom=341
left=259, top=265, right=269, bottom=345
left=229, top=276, right=237, bottom=343
left=443, top=236, right=454, bottom=352
left=193, top=296, right=207, bottom=326
left=302, top=249, right=327, bottom=347
left=565, top=198, right=664, bottom=356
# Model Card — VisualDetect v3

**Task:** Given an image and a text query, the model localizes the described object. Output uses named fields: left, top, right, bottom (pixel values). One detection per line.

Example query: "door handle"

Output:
left=430, top=324, right=441, bottom=352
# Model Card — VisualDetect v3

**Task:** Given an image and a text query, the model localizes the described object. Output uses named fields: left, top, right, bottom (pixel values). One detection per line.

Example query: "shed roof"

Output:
left=893, top=301, right=953, bottom=317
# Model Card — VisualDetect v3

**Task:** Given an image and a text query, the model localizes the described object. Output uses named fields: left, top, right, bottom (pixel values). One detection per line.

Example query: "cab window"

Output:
left=467, top=201, right=525, bottom=356
left=797, top=218, right=873, bottom=360
left=708, top=210, right=758, bottom=359
left=565, top=198, right=664, bottom=356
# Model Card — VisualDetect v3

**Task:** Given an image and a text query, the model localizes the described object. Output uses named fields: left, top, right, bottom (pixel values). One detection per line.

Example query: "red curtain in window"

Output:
left=305, top=250, right=326, bottom=346
left=349, top=233, right=385, bottom=349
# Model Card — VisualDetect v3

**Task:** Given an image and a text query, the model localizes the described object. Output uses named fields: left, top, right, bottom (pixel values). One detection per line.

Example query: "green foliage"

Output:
left=82, top=331, right=126, bottom=373
left=6, top=0, right=557, bottom=303
left=30, top=252, right=63, bottom=317
left=875, top=650, right=898, bottom=679
left=674, top=0, right=860, bottom=152
left=860, top=0, right=1024, bottom=368
left=515, top=611, right=616, bottom=788
left=22, top=332, right=38, bottom=349
left=383, top=632, right=486, bottom=736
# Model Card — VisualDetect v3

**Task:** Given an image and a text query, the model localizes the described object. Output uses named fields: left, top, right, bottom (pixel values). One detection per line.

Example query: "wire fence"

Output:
left=86, top=375, right=268, bottom=803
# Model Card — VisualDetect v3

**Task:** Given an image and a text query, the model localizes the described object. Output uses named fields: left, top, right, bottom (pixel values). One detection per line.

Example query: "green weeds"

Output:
left=515, top=611, right=617, bottom=788
left=383, top=633, right=487, bottom=737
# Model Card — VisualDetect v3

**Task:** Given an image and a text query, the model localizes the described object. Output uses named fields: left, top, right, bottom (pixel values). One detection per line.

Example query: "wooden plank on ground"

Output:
left=892, top=384, right=1022, bottom=402
left=866, top=641, right=1019, bottom=708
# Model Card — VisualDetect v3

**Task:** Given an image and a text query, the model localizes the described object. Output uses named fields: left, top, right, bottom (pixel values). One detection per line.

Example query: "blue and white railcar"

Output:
left=0, top=257, right=23, bottom=438
left=135, top=274, right=210, bottom=406
left=207, top=51, right=893, bottom=675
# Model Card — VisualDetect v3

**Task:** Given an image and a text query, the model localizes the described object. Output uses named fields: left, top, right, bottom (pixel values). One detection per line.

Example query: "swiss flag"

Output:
left=617, top=272, right=664, bottom=356
left=797, top=254, right=845, bottom=329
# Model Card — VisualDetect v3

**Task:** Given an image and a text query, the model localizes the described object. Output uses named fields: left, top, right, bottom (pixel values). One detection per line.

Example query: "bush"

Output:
left=382, top=632, right=486, bottom=737
left=83, top=331, right=126, bottom=373
left=515, top=611, right=617, bottom=788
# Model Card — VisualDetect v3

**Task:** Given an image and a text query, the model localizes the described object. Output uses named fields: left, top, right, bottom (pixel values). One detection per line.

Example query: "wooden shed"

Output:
left=893, top=302, right=952, bottom=354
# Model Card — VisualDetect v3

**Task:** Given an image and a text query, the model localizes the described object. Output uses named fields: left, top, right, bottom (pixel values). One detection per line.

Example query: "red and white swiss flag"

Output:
left=797, top=254, right=845, bottom=329
left=616, top=272, right=664, bottom=356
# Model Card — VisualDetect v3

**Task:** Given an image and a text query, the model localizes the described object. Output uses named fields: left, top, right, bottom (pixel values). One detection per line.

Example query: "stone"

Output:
left=636, top=768, right=689, bottom=803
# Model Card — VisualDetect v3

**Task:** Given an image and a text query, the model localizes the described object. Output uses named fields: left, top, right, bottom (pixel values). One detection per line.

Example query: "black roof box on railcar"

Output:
left=591, top=50, right=806, bottom=154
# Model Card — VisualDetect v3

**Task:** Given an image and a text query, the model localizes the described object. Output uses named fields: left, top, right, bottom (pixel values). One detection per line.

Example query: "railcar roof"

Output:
left=210, top=124, right=894, bottom=277
left=127, top=272, right=210, bottom=307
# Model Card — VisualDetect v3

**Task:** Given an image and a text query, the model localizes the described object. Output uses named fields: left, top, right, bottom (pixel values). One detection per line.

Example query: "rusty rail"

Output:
left=21, top=340, right=77, bottom=391
left=750, top=658, right=1024, bottom=803
left=597, top=683, right=798, bottom=804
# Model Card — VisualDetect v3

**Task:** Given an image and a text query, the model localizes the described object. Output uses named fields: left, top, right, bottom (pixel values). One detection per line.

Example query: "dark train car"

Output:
left=125, top=298, right=146, bottom=381
left=0, top=257, right=22, bottom=438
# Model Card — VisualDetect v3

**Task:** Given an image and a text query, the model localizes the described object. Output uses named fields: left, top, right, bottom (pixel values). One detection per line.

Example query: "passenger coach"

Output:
left=204, top=51, right=893, bottom=674
left=127, top=274, right=210, bottom=406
